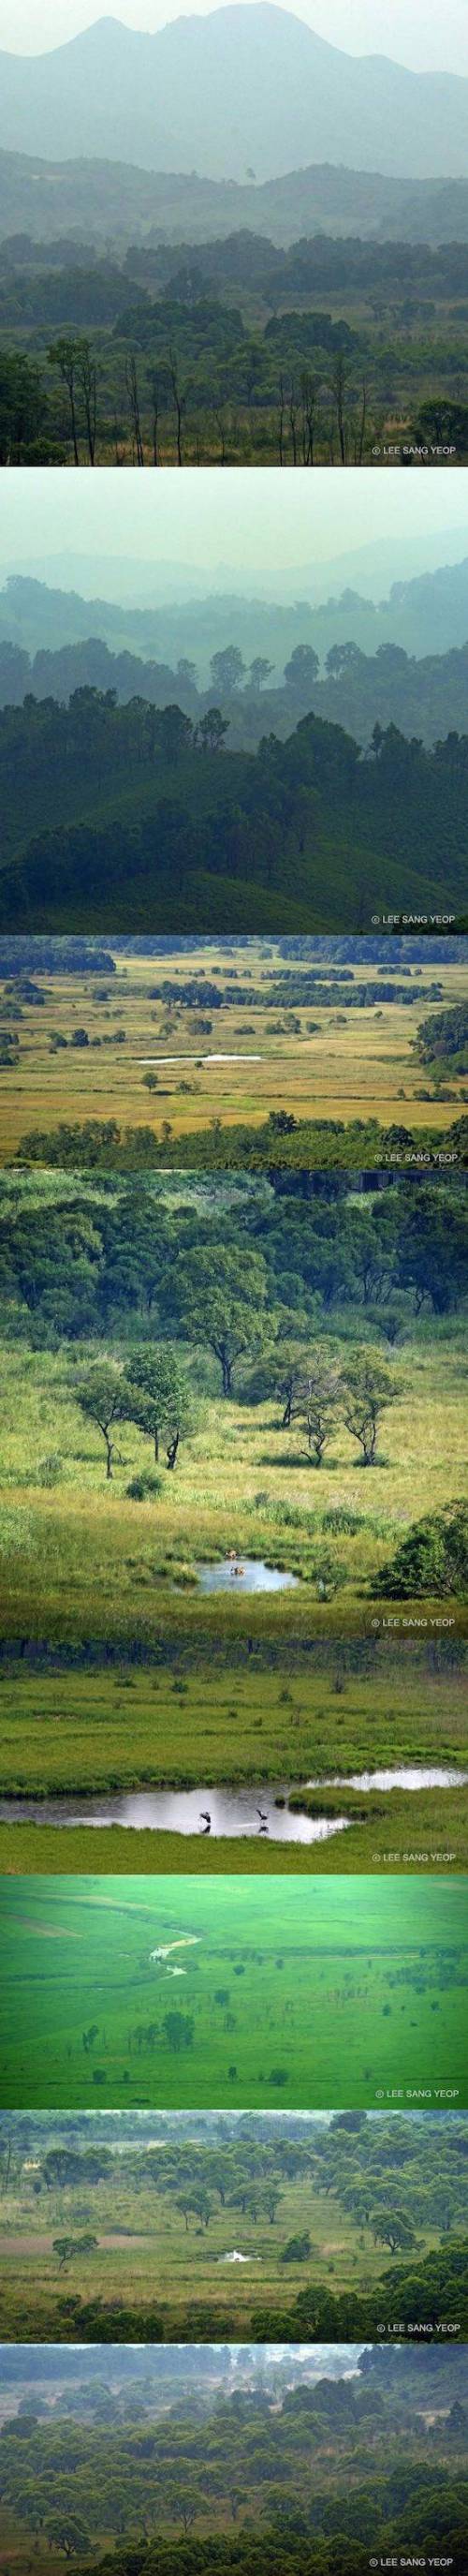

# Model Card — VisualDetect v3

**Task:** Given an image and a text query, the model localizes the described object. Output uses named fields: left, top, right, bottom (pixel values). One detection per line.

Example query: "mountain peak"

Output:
left=1, top=5, right=467, bottom=184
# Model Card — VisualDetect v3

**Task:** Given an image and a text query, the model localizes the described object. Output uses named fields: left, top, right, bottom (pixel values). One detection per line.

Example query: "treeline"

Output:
left=2, top=1171, right=465, bottom=1339
left=1, top=695, right=467, bottom=929
left=19, top=1113, right=467, bottom=1176
left=1, top=2368, right=466, bottom=2575
left=7, top=229, right=468, bottom=318
left=2, top=306, right=468, bottom=471
left=4, top=627, right=468, bottom=755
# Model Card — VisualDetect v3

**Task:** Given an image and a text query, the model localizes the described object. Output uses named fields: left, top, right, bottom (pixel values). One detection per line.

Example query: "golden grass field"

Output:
left=1, top=943, right=467, bottom=1156
left=0, top=1329, right=467, bottom=1648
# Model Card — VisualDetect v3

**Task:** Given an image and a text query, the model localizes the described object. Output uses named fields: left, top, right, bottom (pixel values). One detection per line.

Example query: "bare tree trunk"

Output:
left=169, top=349, right=184, bottom=466
left=125, top=355, right=145, bottom=465
left=278, top=374, right=285, bottom=466
left=79, top=347, right=97, bottom=465
left=151, top=373, right=160, bottom=466
left=288, top=380, right=298, bottom=466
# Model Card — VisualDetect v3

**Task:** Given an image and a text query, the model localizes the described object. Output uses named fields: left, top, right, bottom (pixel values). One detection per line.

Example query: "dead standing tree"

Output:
left=168, top=348, right=186, bottom=466
left=124, top=353, right=145, bottom=465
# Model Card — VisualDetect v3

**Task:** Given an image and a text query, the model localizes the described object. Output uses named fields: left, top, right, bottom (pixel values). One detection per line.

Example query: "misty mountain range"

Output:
left=3, top=553, right=468, bottom=671
left=4, top=150, right=468, bottom=250
left=2, top=7, right=468, bottom=185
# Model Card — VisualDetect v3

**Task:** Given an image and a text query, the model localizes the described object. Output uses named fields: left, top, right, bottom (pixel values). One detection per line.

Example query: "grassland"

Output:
left=0, top=2106, right=465, bottom=2345
left=0, top=1330, right=465, bottom=1635
left=1, top=1658, right=466, bottom=1875
left=0, top=1160, right=466, bottom=1873
left=6, top=251, right=468, bottom=473
left=0, top=1873, right=466, bottom=2110
left=2, top=942, right=467, bottom=1162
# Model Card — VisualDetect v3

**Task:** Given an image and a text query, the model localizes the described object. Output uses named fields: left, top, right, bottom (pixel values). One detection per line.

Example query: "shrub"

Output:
left=36, top=1453, right=63, bottom=1488
left=376, top=1503, right=468, bottom=1599
left=126, top=1472, right=163, bottom=1502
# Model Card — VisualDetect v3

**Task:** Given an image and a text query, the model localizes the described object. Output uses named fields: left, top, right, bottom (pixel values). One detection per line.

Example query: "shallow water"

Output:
left=0, top=1784, right=348, bottom=1845
left=313, top=1766, right=468, bottom=1793
left=220, top=2250, right=256, bottom=2264
left=196, top=1558, right=298, bottom=1592
left=139, top=1053, right=261, bottom=1064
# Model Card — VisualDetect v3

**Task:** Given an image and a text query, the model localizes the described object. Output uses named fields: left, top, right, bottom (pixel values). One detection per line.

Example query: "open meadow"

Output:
left=1, top=939, right=467, bottom=1166
left=0, top=1654, right=467, bottom=1877
left=0, top=1163, right=466, bottom=1869
left=0, top=1873, right=466, bottom=2110
left=0, top=2106, right=466, bottom=2346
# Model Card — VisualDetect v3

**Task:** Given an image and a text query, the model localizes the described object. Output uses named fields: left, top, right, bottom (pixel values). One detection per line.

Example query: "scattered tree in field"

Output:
left=163, top=2011, right=195, bottom=2052
left=371, top=2211, right=417, bottom=2254
left=340, top=1355, right=398, bottom=1465
left=172, top=1246, right=268, bottom=1394
left=294, top=1351, right=341, bottom=1464
left=124, top=1346, right=196, bottom=1465
left=52, top=2233, right=98, bottom=2272
left=73, top=1363, right=130, bottom=1478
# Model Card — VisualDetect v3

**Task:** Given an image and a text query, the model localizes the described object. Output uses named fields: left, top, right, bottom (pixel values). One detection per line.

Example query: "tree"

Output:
left=124, top=352, right=145, bottom=465
left=341, top=1355, right=397, bottom=1465
left=73, top=1362, right=130, bottom=1478
left=197, top=707, right=229, bottom=753
left=163, top=2011, right=194, bottom=2051
left=48, top=338, right=83, bottom=464
left=284, top=644, right=320, bottom=692
left=43, top=2515, right=90, bottom=2559
left=158, top=705, right=194, bottom=765
left=371, top=2211, right=417, bottom=2254
left=172, top=1246, right=268, bottom=1393
left=52, top=2233, right=98, bottom=2272
left=77, top=340, right=97, bottom=466
left=281, top=2231, right=312, bottom=2263
left=210, top=646, right=246, bottom=695
left=377, top=1503, right=468, bottom=1599
left=124, top=1347, right=196, bottom=1466
left=294, top=1351, right=341, bottom=1464
left=249, top=659, right=274, bottom=693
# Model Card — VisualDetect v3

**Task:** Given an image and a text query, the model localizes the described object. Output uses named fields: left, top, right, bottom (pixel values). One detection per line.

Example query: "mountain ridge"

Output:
left=2, top=7, right=468, bottom=182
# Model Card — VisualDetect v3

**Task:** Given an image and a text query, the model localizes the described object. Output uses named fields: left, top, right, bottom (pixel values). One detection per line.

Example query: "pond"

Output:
left=139, top=1053, right=261, bottom=1064
left=311, top=1766, right=468, bottom=1792
left=196, top=1558, right=298, bottom=1592
left=0, top=1784, right=348, bottom=1846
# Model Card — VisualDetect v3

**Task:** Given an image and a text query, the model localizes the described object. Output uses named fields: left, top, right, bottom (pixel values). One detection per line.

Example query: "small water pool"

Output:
left=311, top=1766, right=468, bottom=1793
left=0, top=1784, right=348, bottom=1845
left=196, top=1558, right=298, bottom=1592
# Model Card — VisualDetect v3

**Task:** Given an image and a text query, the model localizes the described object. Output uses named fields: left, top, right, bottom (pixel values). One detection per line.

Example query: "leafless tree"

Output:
left=150, top=370, right=160, bottom=466
left=288, top=378, right=299, bottom=466
left=300, top=371, right=317, bottom=465
left=168, top=347, right=185, bottom=466
left=278, top=373, right=286, bottom=466
left=78, top=342, right=97, bottom=466
left=124, top=354, right=145, bottom=465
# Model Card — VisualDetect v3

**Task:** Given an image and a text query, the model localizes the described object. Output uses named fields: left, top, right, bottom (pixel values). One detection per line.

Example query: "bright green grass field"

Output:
left=0, top=1873, right=466, bottom=2110
left=0, top=1665, right=466, bottom=1876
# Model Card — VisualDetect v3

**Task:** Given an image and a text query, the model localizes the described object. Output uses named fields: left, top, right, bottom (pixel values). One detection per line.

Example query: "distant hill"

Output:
left=3, top=148, right=468, bottom=247
left=0, top=689, right=466, bottom=936
left=2, top=7, right=468, bottom=185
left=3, top=558, right=468, bottom=671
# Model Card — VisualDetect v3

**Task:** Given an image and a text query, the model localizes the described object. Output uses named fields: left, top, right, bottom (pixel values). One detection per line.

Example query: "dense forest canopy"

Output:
left=0, top=2340, right=467, bottom=2571
left=1, top=689, right=467, bottom=930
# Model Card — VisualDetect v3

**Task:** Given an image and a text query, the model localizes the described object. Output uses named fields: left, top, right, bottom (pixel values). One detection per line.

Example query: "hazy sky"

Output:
left=2, top=0, right=468, bottom=74
left=1, top=471, right=467, bottom=584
